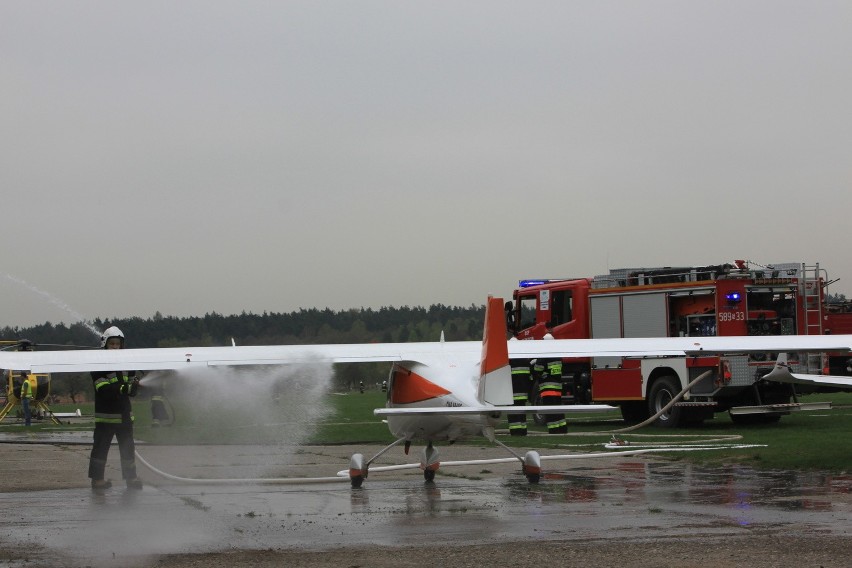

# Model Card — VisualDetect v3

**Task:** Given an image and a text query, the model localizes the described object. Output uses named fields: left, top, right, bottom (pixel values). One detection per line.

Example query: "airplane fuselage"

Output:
left=384, top=356, right=497, bottom=442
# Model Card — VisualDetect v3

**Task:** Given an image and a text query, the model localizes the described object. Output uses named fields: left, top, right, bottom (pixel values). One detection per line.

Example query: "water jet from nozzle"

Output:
left=2, top=273, right=100, bottom=337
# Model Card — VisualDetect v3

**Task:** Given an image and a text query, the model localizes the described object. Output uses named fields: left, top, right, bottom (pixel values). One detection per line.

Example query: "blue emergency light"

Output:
left=725, top=291, right=742, bottom=303
left=519, top=280, right=548, bottom=288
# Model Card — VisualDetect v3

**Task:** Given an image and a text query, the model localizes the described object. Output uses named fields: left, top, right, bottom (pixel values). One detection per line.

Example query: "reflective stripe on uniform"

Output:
left=94, top=412, right=134, bottom=423
left=539, top=381, right=562, bottom=392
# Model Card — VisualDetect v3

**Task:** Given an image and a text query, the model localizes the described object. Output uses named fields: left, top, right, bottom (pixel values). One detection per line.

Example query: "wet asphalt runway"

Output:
left=2, top=434, right=852, bottom=565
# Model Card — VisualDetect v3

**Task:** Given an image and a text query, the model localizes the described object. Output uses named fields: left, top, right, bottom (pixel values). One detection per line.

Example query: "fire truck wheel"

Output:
left=647, top=375, right=683, bottom=428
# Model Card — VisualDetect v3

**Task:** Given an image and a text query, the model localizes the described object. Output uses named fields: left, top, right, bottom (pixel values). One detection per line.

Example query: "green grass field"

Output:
left=5, top=390, right=851, bottom=472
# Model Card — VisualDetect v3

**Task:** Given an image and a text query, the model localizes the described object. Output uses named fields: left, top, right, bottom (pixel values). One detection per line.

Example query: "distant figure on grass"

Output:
left=20, top=376, right=33, bottom=426
left=149, top=377, right=173, bottom=427
left=88, top=326, right=144, bottom=494
left=18, top=341, right=34, bottom=426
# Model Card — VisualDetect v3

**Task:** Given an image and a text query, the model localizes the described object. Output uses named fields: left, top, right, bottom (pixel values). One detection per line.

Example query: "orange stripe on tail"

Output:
left=480, top=296, right=510, bottom=377
left=478, top=296, right=513, bottom=405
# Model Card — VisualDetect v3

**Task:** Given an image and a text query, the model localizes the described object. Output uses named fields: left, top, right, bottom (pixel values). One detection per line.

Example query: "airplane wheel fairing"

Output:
left=420, top=445, right=440, bottom=482
left=648, top=375, right=682, bottom=428
left=349, top=453, right=366, bottom=488
left=523, top=450, right=541, bottom=484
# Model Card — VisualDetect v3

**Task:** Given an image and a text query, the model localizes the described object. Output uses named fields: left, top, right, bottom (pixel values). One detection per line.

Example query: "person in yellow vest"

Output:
left=88, top=326, right=144, bottom=493
left=16, top=340, right=35, bottom=426
left=20, top=375, right=33, bottom=427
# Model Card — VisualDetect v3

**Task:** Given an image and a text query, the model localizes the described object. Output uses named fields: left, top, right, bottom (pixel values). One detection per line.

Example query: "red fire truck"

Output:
left=506, top=261, right=852, bottom=427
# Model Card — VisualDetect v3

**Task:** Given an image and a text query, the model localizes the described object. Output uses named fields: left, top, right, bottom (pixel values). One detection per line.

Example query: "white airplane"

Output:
left=2, top=296, right=851, bottom=486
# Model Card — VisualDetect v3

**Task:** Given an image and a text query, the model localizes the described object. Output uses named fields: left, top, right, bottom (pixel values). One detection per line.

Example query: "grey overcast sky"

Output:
left=2, top=1, right=851, bottom=329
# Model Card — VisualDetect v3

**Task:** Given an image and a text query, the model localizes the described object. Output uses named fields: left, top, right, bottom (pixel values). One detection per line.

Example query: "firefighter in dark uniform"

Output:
left=536, top=329, right=567, bottom=434
left=88, top=326, right=144, bottom=493
left=508, top=357, right=532, bottom=436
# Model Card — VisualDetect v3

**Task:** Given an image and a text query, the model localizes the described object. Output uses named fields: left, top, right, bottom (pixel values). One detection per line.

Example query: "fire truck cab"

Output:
left=507, top=261, right=852, bottom=427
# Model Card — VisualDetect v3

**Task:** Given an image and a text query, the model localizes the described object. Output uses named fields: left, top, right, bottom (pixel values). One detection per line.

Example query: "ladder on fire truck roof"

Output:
left=802, top=262, right=824, bottom=336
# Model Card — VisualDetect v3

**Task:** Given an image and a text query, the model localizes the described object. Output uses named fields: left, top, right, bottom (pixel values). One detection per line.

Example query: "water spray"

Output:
left=133, top=362, right=336, bottom=482
left=2, top=273, right=100, bottom=337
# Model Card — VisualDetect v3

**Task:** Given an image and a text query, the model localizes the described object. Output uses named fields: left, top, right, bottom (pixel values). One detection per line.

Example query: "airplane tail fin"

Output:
left=477, top=296, right=513, bottom=405
left=763, top=352, right=852, bottom=387
left=762, top=353, right=793, bottom=383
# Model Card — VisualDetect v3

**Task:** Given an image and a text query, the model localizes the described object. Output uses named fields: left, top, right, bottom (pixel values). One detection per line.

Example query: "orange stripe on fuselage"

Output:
left=391, top=365, right=452, bottom=404
left=480, top=296, right=510, bottom=377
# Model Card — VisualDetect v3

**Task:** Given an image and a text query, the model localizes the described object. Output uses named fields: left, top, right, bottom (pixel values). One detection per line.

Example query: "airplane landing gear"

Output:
left=493, top=438, right=543, bottom=484
left=421, top=443, right=440, bottom=483
left=348, top=438, right=407, bottom=488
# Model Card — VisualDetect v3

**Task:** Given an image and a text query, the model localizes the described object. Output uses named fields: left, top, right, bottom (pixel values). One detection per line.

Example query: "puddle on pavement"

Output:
left=501, top=461, right=852, bottom=514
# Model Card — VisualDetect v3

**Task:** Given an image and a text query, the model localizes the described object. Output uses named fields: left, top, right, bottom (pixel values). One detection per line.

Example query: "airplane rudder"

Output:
left=481, top=296, right=509, bottom=376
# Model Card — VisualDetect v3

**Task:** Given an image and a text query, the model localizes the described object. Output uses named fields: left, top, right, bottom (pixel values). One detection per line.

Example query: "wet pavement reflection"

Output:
left=2, top=442, right=851, bottom=563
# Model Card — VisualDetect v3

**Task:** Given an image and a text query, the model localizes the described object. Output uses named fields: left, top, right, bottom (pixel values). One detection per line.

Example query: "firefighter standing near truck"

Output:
left=536, top=327, right=567, bottom=434
left=508, top=338, right=532, bottom=436
left=88, top=326, right=144, bottom=493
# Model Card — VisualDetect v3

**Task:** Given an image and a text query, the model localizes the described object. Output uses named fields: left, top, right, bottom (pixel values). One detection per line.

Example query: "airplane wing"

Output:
left=0, top=342, right=478, bottom=374
left=2, top=334, right=850, bottom=374
left=509, top=335, right=852, bottom=359
left=375, top=404, right=617, bottom=416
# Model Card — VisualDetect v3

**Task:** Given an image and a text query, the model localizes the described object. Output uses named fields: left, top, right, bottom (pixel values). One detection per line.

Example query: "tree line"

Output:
left=1, top=304, right=487, bottom=400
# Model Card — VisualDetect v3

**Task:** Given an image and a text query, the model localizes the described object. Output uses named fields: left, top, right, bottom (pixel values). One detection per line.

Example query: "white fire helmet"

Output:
left=100, top=326, right=125, bottom=348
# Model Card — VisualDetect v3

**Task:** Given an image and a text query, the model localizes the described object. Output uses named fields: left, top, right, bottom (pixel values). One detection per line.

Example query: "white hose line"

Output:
left=541, top=445, right=766, bottom=459
left=137, top=437, right=766, bottom=485
left=335, top=444, right=767, bottom=477
left=554, top=434, right=747, bottom=448
left=134, top=449, right=347, bottom=485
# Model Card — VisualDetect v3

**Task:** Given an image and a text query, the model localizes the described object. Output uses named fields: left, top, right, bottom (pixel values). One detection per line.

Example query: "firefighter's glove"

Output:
left=119, top=379, right=140, bottom=397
